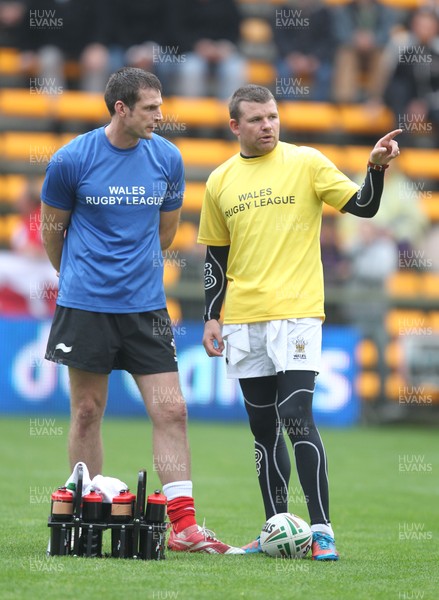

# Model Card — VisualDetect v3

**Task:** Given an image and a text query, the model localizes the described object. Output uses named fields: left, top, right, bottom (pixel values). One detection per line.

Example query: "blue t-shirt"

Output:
left=41, top=127, right=184, bottom=313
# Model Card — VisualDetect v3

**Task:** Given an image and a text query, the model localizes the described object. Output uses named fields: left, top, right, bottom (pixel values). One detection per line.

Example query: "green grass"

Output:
left=0, top=417, right=437, bottom=600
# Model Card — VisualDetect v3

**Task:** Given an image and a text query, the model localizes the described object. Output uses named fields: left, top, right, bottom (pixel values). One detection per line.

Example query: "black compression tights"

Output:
left=240, top=370, right=330, bottom=526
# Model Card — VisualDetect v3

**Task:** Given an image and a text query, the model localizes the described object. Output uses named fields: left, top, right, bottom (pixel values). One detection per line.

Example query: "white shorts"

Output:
left=222, top=318, right=322, bottom=379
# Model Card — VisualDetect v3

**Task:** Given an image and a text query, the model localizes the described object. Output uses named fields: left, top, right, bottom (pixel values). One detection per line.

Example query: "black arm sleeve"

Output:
left=203, top=245, right=230, bottom=322
left=342, top=168, right=385, bottom=218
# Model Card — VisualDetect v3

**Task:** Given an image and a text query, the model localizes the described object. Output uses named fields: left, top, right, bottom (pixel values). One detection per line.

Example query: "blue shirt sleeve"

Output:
left=41, top=148, right=77, bottom=211
left=160, top=147, right=185, bottom=212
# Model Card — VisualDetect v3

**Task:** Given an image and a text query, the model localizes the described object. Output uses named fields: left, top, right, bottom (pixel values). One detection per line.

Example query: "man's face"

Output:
left=230, top=99, right=280, bottom=156
left=122, top=87, right=163, bottom=140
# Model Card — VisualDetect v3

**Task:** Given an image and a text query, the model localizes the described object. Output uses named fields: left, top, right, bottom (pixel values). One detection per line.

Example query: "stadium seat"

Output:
left=0, top=88, right=54, bottom=119
left=0, top=47, right=21, bottom=76
left=421, top=272, right=439, bottom=298
left=55, top=91, right=108, bottom=122
left=385, top=308, right=426, bottom=337
left=169, top=221, right=198, bottom=251
left=165, top=97, right=228, bottom=129
left=399, top=149, right=439, bottom=180
left=338, top=104, right=394, bottom=135
left=386, top=271, right=421, bottom=298
left=421, top=192, right=439, bottom=222
left=278, top=102, right=339, bottom=133
left=385, top=373, right=406, bottom=401
left=240, top=17, right=273, bottom=44
left=429, top=311, right=439, bottom=332
left=1, top=132, right=61, bottom=161
left=385, top=340, right=403, bottom=370
left=175, top=138, right=239, bottom=167
left=163, top=262, right=181, bottom=288
left=0, top=174, right=27, bottom=204
left=0, top=214, right=20, bottom=245
left=184, top=182, right=205, bottom=212
left=355, top=371, right=381, bottom=400
left=166, top=297, right=182, bottom=322
left=355, top=339, right=379, bottom=368
left=247, top=60, right=276, bottom=86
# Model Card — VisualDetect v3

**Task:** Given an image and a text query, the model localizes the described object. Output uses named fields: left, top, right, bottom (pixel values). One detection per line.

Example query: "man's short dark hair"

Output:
left=229, top=85, right=276, bottom=121
left=104, top=67, right=162, bottom=116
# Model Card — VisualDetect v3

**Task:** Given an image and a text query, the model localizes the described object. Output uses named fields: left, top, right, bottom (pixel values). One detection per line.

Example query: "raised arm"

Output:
left=342, top=129, right=402, bottom=218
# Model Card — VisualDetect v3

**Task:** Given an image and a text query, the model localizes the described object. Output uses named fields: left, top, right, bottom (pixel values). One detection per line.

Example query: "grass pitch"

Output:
left=0, top=417, right=437, bottom=600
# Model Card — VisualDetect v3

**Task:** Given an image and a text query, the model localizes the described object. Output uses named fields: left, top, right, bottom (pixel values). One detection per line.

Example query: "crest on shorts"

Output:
left=292, top=336, right=307, bottom=360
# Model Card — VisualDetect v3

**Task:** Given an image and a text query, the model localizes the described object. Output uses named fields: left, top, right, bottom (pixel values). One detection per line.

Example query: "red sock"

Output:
left=167, top=496, right=196, bottom=533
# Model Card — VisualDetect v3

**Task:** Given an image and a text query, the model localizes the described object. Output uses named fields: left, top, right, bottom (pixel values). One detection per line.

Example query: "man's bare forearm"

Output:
left=40, top=203, right=71, bottom=272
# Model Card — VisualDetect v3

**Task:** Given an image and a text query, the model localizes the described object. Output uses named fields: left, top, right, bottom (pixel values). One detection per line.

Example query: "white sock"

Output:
left=311, top=523, right=334, bottom=538
left=162, top=480, right=193, bottom=501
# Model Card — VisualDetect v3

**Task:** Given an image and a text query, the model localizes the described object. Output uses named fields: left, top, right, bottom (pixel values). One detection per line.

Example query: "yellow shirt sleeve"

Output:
left=197, top=181, right=231, bottom=246
left=310, top=148, right=360, bottom=211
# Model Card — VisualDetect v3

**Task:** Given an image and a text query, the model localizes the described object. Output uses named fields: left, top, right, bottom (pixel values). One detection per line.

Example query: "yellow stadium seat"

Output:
left=356, top=371, right=381, bottom=400
left=420, top=192, right=439, bottom=222
left=0, top=214, right=21, bottom=245
left=1, top=174, right=27, bottom=203
left=184, top=182, right=205, bottom=212
left=338, top=104, right=394, bottom=135
left=421, top=272, right=439, bottom=298
left=165, top=97, right=228, bottom=129
left=169, top=221, right=198, bottom=251
left=399, top=149, right=439, bottom=180
left=166, top=298, right=182, bottom=323
left=55, top=91, right=108, bottom=122
left=385, top=340, right=403, bottom=370
left=247, top=61, right=276, bottom=86
left=313, top=144, right=345, bottom=167
left=0, top=47, right=21, bottom=75
left=0, top=88, right=54, bottom=118
left=380, top=0, right=422, bottom=8
left=385, top=373, right=406, bottom=401
left=385, top=308, right=427, bottom=337
left=175, top=138, right=239, bottom=167
left=429, top=311, right=439, bottom=332
left=278, top=102, right=339, bottom=132
left=356, top=339, right=379, bottom=368
left=2, top=132, right=61, bottom=161
left=163, top=262, right=181, bottom=288
left=240, top=18, right=273, bottom=44
left=386, top=271, right=421, bottom=298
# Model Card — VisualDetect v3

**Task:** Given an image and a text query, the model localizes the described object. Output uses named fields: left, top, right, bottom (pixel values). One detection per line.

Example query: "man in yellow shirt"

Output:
left=198, top=84, right=401, bottom=560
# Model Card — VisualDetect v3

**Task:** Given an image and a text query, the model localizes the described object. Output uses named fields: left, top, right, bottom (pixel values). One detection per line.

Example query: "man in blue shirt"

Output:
left=41, top=67, right=243, bottom=554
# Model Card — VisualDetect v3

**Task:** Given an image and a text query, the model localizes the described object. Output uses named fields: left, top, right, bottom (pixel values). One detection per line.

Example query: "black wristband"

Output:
left=367, top=161, right=389, bottom=172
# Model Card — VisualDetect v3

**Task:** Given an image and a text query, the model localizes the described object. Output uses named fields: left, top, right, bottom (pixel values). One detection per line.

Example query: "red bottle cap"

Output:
left=113, top=490, right=136, bottom=503
left=51, top=487, right=73, bottom=502
left=83, top=491, right=103, bottom=503
left=146, top=490, right=167, bottom=505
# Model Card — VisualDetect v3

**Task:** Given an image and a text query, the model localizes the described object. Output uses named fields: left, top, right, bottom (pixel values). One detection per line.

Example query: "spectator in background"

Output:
left=383, top=8, right=439, bottom=147
left=97, top=0, right=171, bottom=94
left=0, top=1, right=26, bottom=47
left=320, top=214, right=351, bottom=323
left=273, top=0, right=336, bottom=101
left=165, top=0, right=247, bottom=98
left=19, top=0, right=108, bottom=92
left=332, top=0, right=397, bottom=103
left=0, top=178, right=58, bottom=318
left=344, top=220, right=398, bottom=286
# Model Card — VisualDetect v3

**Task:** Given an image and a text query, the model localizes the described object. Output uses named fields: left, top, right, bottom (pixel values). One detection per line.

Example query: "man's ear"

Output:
left=114, top=100, right=127, bottom=117
left=229, top=118, right=240, bottom=136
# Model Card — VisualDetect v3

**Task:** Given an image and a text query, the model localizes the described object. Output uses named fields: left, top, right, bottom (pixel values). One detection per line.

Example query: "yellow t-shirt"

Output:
left=197, top=141, right=360, bottom=324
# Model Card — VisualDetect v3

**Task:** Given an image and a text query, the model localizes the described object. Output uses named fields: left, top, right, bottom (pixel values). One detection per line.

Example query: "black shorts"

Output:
left=45, top=306, right=178, bottom=375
